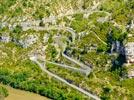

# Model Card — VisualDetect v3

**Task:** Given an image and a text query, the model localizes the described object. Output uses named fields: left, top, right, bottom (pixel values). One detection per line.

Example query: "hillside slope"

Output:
left=0, top=0, right=134, bottom=100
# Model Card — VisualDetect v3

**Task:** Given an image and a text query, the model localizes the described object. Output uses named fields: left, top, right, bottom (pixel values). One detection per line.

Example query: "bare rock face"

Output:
left=19, top=35, right=38, bottom=48
left=128, top=70, right=134, bottom=78
left=125, top=42, right=134, bottom=63
left=130, top=20, right=134, bottom=29
left=43, top=34, right=49, bottom=43
left=0, top=33, right=11, bottom=43
left=127, top=20, right=134, bottom=30
left=0, top=36, right=10, bottom=43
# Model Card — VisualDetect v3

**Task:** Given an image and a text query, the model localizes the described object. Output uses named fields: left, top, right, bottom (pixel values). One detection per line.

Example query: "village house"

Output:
left=125, top=42, right=134, bottom=63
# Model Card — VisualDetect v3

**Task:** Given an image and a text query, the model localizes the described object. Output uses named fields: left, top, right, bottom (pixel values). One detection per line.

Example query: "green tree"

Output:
left=13, top=25, right=22, bottom=34
left=97, top=44, right=108, bottom=52
left=71, top=19, right=88, bottom=32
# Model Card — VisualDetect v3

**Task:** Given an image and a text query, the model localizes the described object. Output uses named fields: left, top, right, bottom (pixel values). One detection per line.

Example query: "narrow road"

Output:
left=62, top=52, right=91, bottom=76
left=30, top=56, right=100, bottom=100
left=21, top=25, right=76, bottom=43
left=57, top=1, right=100, bottom=18
left=61, top=42, right=91, bottom=76
left=45, top=60, right=89, bottom=75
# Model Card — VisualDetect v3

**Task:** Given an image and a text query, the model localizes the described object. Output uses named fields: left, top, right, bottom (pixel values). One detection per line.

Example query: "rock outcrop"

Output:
left=125, top=42, right=134, bottom=63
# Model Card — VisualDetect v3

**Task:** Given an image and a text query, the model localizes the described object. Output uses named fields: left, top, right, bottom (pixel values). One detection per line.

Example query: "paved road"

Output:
left=21, top=25, right=76, bottom=43
left=62, top=52, right=91, bottom=76
left=61, top=41, right=91, bottom=76
left=45, top=60, right=89, bottom=75
left=1, top=0, right=101, bottom=31
left=30, top=56, right=100, bottom=100
left=57, top=2, right=100, bottom=18
left=24, top=24, right=91, bottom=76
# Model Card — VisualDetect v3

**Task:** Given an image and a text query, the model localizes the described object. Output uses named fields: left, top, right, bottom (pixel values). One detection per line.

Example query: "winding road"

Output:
left=30, top=56, right=100, bottom=100
left=1, top=1, right=128, bottom=100
left=52, top=35, right=92, bottom=76
left=61, top=51, right=91, bottom=76
left=45, top=60, right=90, bottom=75
left=21, top=25, right=76, bottom=43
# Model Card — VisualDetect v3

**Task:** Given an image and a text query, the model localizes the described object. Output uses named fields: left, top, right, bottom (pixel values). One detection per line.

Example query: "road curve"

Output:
left=62, top=52, right=91, bottom=76
left=21, top=25, right=76, bottom=43
left=45, top=60, right=88, bottom=75
left=61, top=42, right=92, bottom=76
left=30, top=56, right=100, bottom=100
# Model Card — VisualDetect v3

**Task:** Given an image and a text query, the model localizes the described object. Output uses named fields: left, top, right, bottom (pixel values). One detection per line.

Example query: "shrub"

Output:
left=13, top=25, right=22, bottom=34
left=0, top=86, right=9, bottom=97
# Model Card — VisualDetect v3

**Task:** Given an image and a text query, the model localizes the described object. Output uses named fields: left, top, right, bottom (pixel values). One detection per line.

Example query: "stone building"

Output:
left=125, top=42, right=134, bottom=63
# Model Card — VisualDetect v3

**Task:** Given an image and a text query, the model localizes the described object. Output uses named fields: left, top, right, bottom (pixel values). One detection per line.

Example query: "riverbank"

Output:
left=0, top=84, right=49, bottom=100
